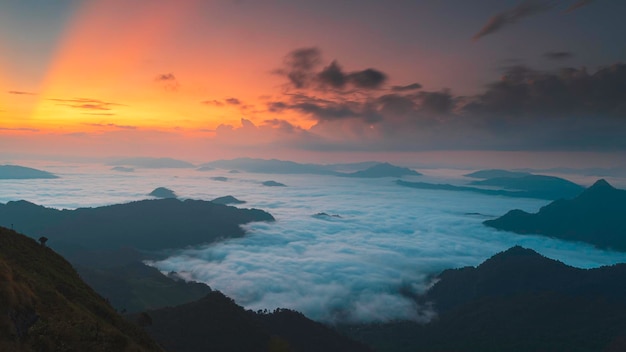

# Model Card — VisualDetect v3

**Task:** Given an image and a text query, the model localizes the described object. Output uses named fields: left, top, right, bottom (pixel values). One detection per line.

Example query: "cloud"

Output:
left=83, top=123, right=137, bottom=129
left=565, top=0, right=595, bottom=13
left=49, top=98, right=126, bottom=111
left=8, top=91, right=36, bottom=95
left=155, top=73, right=180, bottom=91
left=149, top=180, right=626, bottom=323
left=225, top=98, right=241, bottom=105
left=392, top=83, right=422, bottom=92
left=543, top=51, right=574, bottom=60
left=202, top=100, right=224, bottom=107
left=473, top=1, right=554, bottom=41
left=0, top=127, right=39, bottom=132
left=276, top=47, right=388, bottom=91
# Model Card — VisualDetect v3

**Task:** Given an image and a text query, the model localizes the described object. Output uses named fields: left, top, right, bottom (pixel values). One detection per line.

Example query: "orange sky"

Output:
left=1, top=1, right=625, bottom=165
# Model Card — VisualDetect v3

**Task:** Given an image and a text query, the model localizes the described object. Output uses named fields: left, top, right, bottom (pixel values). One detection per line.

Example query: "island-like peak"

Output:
left=587, top=178, right=615, bottom=191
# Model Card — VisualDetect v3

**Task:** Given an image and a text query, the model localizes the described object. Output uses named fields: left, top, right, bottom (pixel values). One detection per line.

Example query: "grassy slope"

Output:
left=0, top=226, right=163, bottom=351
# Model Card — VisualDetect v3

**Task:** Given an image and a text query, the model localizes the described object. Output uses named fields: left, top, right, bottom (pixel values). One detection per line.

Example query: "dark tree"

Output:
left=38, top=236, right=48, bottom=246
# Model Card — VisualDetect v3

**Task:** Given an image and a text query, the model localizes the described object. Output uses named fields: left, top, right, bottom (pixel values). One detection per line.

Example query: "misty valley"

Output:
left=2, top=158, right=626, bottom=351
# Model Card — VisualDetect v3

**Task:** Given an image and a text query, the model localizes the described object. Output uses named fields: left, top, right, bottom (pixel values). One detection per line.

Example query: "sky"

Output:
left=1, top=0, right=625, bottom=166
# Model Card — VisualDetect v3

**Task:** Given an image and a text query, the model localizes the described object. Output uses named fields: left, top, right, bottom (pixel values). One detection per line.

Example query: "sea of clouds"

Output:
left=2, top=162, right=626, bottom=323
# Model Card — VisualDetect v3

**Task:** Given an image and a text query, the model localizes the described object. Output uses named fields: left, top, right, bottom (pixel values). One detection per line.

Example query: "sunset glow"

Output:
left=1, top=1, right=625, bottom=164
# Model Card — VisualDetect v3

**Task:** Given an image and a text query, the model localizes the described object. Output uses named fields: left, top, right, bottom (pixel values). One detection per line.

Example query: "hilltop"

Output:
left=485, top=179, right=626, bottom=250
left=0, top=226, right=162, bottom=351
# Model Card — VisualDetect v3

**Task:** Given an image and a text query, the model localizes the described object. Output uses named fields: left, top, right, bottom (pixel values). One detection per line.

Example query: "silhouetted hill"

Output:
left=343, top=246, right=626, bottom=352
left=136, top=291, right=372, bottom=352
left=201, top=158, right=338, bottom=175
left=149, top=187, right=177, bottom=199
left=397, top=177, right=581, bottom=200
left=464, top=169, right=531, bottom=179
left=341, top=163, right=421, bottom=178
left=111, top=166, right=134, bottom=172
left=484, top=179, right=626, bottom=250
left=263, top=180, right=287, bottom=187
left=76, top=262, right=212, bottom=313
left=0, top=165, right=58, bottom=179
left=469, top=174, right=584, bottom=199
left=0, top=198, right=274, bottom=251
left=211, top=195, right=246, bottom=205
left=0, top=226, right=163, bottom=351
left=108, top=157, right=195, bottom=168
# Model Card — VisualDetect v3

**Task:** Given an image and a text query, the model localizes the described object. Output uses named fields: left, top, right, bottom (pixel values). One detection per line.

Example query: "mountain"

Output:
left=397, top=176, right=582, bottom=200
left=0, top=165, right=58, bottom=179
left=469, top=174, right=584, bottom=199
left=341, top=163, right=421, bottom=178
left=148, top=187, right=177, bottom=199
left=464, top=169, right=531, bottom=179
left=211, top=195, right=246, bottom=205
left=75, top=262, right=212, bottom=313
left=0, top=226, right=163, bottom=351
left=343, top=246, right=626, bottom=352
left=263, top=180, right=287, bottom=187
left=134, top=291, right=372, bottom=352
left=0, top=198, right=274, bottom=251
left=484, top=179, right=626, bottom=250
left=200, top=158, right=338, bottom=175
left=108, top=157, right=195, bottom=168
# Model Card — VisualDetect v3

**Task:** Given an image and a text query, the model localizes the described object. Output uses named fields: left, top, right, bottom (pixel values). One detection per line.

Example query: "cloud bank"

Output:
left=149, top=174, right=626, bottom=323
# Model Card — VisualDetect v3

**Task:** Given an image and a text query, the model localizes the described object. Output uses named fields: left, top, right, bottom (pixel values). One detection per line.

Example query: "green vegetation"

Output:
left=0, top=226, right=163, bottom=351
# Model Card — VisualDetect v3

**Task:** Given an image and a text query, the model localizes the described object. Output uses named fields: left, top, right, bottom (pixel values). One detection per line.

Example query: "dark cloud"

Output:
left=565, top=0, right=595, bottom=13
left=544, top=51, right=574, bottom=60
left=225, top=98, right=241, bottom=105
left=268, top=101, right=288, bottom=112
left=416, top=90, right=454, bottom=115
left=347, top=69, right=387, bottom=89
left=464, top=63, right=626, bottom=117
left=202, top=98, right=244, bottom=107
left=317, top=61, right=348, bottom=89
left=278, top=47, right=322, bottom=89
left=49, top=98, right=125, bottom=111
left=391, top=83, right=422, bottom=92
left=277, top=47, right=388, bottom=91
left=155, top=73, right=177, bottom=81
left=473, top=1, right=553, bottom=41
left=155, top=73, right=179, bottom=91
left=8, top=91, right=36, bottom=95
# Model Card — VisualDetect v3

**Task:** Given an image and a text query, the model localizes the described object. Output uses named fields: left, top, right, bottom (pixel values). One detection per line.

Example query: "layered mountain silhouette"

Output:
left=340, top=162, right=421, bottom=178
left=0, top=226, right=163, bottom=351
left=211, top=195, right=246, bottom=205
left=149, top=187, right=177, bottom=199
left=0, top=165, right=58, bottom=179
left=485, top=179, right=626, bottom=250
left=134, top=291, right=372, bottom=352
left=464, top=169, right=531, bottom=179
left=398, top=173, right=583, bottom=200
left=108, top=157, right=195, bottom=169
left=0, top=198, right=273, bottom=251
left=200, top=157, right=420, bottom=178
left=344, top=246, right=626, bottom=352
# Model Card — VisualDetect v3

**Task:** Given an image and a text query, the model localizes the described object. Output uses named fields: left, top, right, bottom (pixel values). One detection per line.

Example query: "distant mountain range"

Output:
left=108, top=157, right=195, bottom=169
left=344, top=246, right=626, bottom=352
left=0, top=226, right=163, bottom=351
left=485, top=179, right=626, bottom=251
left=398, top=170, right=584, bottom=200
left=200, top=158, right=421, bottom=178
left=0, top=165, right=58, bottom=179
